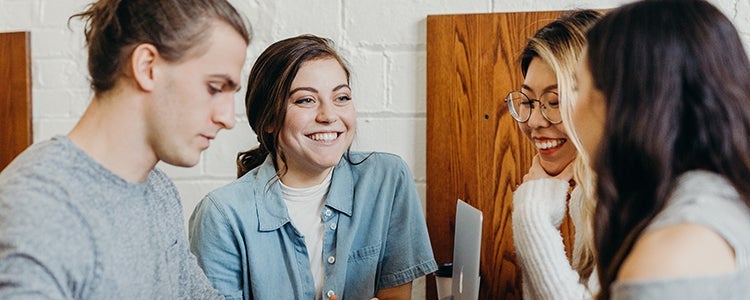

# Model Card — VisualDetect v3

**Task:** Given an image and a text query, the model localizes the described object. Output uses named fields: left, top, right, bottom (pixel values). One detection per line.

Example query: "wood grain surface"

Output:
left=0, top=31, right=32, bottom=171
left=426, top=11, right=573, bottom=299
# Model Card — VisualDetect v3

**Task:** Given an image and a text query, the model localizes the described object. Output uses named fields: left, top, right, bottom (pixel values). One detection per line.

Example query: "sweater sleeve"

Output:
left=512, top=178, right=591, bottom=300
left=173, top=204, right=223, bottom=299
left=0, top=189, right=95, bottom=299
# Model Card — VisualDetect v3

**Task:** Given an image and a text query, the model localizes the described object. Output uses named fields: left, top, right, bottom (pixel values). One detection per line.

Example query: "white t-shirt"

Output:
left=280, top=170, right=332, bottom=299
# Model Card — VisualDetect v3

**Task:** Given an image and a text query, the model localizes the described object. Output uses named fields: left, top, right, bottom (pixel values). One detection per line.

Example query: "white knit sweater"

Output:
left=512, top=178, right=599, bottom=299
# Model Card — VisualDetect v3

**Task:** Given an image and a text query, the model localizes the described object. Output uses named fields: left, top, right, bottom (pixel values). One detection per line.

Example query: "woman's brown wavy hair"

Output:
left=236, top=35, right=350, bottom=178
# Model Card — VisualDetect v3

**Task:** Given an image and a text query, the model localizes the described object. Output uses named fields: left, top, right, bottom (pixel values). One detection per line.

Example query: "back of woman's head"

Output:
left=585, top=0, right=750, bottom=295
left=237, top=35, right=350, bottom=178
left=71, top=0, right=251, bottom=95
left=519, top=9, right=602, bottom=282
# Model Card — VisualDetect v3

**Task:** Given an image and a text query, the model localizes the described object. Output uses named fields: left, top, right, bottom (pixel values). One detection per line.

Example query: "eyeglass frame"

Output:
left=503, top=90, right=562, bottom=124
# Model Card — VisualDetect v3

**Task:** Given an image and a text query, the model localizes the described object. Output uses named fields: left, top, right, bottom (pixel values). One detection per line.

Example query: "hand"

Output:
left=522, top=155, right=574, bottom=183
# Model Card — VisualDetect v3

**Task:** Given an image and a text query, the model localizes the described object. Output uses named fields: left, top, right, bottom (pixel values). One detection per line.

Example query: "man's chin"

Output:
left=162, top=154, right=201, bottom=168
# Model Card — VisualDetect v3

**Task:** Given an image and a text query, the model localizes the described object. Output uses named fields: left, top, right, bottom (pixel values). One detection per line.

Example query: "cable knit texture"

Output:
left=513, top=178, right=598, bottom=299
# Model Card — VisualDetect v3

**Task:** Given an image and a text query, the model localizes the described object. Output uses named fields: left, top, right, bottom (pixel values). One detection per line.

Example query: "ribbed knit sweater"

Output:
left=512, top=178, right=598, bottom=299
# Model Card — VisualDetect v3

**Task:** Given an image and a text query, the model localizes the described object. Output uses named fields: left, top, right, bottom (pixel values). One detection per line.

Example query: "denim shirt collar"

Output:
left=254, top=155, right=354, bottom=231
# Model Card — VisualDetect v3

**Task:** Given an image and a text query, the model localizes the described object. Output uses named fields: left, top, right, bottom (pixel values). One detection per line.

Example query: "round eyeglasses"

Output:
left=504, top=90, right=562, bottom=124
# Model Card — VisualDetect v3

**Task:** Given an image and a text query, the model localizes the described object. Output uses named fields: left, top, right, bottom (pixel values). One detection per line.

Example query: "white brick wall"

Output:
left=2, top=0, right=748, bottom=298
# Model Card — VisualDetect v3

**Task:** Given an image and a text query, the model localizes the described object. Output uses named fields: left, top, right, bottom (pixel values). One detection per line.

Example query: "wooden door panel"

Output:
left=426, top=11, right=566, bottom=299
left=0, top=31, right=32, bottom=171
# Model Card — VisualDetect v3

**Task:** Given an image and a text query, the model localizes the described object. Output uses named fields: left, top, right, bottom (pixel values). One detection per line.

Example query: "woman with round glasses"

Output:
left=509, top=10, right=602, bottom=299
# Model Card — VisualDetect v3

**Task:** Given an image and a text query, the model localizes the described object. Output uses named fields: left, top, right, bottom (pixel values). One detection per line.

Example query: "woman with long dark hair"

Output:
left=573, top=0, right=750, bottom=298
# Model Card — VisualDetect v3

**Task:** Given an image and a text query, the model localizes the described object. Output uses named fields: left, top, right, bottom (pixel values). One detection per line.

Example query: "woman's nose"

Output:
left=526, top=106, right=549, bottom=128
left=316, top=103, right=338, bottom=123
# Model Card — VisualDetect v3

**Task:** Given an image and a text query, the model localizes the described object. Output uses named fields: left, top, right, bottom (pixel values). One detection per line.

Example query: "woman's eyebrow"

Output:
left=332, top=84, right=350, bottom=92
left=521, top=84, right=558, bottom=94
left=289, top=87, right=319, bottom=95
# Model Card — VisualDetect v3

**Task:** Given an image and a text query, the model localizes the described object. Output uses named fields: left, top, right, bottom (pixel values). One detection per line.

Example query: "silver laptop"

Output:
left=452, top=199, right=483, bottom=300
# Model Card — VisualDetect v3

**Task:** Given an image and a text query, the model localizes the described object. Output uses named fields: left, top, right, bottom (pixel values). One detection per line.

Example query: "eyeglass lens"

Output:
left=506, top=91, right=561, bottom=123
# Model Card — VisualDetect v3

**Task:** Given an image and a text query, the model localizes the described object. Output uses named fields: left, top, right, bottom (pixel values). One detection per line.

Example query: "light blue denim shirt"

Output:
left=189, top=152, right=437, bottom=300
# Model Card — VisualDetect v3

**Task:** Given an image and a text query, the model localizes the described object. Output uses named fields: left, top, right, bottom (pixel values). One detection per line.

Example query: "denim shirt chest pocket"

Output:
left=323, top=203, right=382, bottom=299
left=344, top=241, right=382, bottom=294
left=348, top=243, right=381, bottom=262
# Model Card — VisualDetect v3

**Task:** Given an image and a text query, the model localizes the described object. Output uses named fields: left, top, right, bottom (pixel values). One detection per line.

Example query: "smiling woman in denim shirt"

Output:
left=188, top=34, right=437, bottom=300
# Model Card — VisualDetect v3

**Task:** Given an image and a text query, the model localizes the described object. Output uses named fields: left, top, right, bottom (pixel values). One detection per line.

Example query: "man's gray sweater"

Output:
left=0, top=136, right=221, bottom=299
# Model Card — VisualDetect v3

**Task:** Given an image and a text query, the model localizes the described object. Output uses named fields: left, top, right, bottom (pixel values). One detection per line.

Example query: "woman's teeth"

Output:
left=310, top=132, right=338, bottom=141
left=535, top=139, right=565, bottom=150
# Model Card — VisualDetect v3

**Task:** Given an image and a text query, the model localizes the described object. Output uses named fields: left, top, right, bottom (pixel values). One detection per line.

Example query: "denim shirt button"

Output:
left=324, top=209, right=332, bottom=217
left=327, top=256, right=336, bottom=264
left=329, top=222, right=337, bottom=230
left=326, top=290, right=335, bottom=298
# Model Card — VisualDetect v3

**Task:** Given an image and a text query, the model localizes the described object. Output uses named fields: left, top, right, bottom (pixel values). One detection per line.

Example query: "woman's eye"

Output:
left=294, top=97, right=314, bottom=105
left=336, top=95, right=352, bottom=102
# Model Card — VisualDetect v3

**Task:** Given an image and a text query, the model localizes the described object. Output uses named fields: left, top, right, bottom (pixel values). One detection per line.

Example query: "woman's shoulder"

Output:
left=616, top=170, right=750, bottom=286
left=203, top=173, right=264, bottom=208
left=618, top=223, right=736, bottom=281
left=653, top=170, right=750, bottom=248
left=612, top=267, right=750, bottom=299
left=347, top=151, right=405, bottom=163
left=345, top=151, right=410, bottom=171
left=650, top=171, right=750, bottom=232
left=671, top=170, right=739, bottom=202
left=338, top=152, right=415, bottom=188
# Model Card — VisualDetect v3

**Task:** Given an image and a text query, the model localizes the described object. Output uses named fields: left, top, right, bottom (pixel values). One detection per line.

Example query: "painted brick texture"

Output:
left=2, top=0, right=747, bottom=298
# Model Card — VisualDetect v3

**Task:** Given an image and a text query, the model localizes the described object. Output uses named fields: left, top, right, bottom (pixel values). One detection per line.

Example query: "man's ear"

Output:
left=130, top=43, right=159, bottom=92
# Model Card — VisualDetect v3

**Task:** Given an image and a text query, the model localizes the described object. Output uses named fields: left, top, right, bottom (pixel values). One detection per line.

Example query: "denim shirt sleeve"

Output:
left=189, top=195, right=245, bottom=300
left=377, top=157, right=438, bottom=289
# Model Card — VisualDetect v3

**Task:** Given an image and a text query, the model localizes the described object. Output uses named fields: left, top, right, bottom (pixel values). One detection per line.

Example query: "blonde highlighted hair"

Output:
left=519, top=9, right=602, bottom=284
